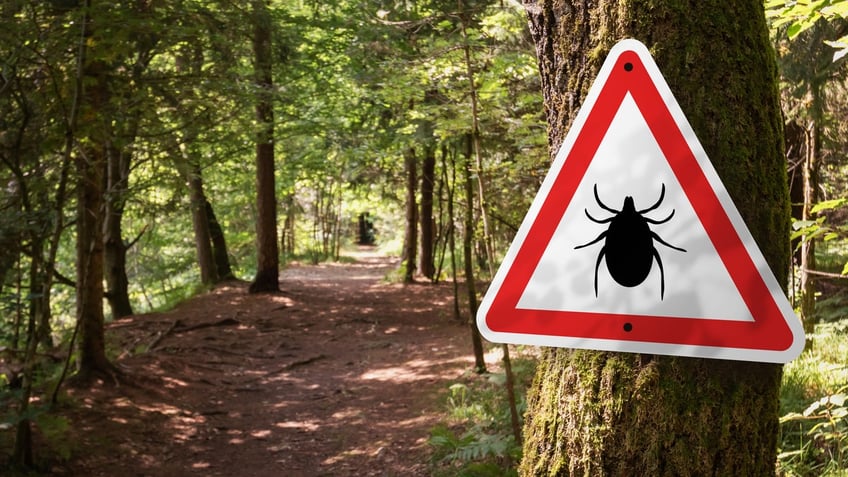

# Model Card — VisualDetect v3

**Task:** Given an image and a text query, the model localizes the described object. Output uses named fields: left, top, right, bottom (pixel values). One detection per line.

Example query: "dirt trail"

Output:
left=60, top=250, right=476, bottom=476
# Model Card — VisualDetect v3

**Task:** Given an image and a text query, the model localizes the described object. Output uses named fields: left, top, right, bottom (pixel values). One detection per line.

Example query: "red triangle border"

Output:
left=480, top=45, right=802, bottom=358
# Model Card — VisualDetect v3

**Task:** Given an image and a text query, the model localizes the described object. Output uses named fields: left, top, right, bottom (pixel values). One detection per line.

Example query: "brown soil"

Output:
left=53, top=249, right=479, bottom=476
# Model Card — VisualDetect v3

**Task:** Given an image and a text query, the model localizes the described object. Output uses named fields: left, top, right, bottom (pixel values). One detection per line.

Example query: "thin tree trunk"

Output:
left=187, top=162, right=218, bottom=285
left=799, top=82, right=822, bottom=337
left=403, top=147, right=418, bottom=283
left=420, top=145, right=436, bottom=279
left=75, top=0, right=115, bottom=377
left=76, top=141, right=112, bottom=375
left=458, top=0, right=495, bottom=276
left=462, top=134, right=486, bottom=373
left=520, top=1, right=789, bottom=474
left=206, top=199, right=234, bottom=280
left=444, top=144, right=462, bottom=321
left=458, top=0, right=519, bottom=437
left=103, top=142, right=135, bottom=318
left=171, top=45, right=219, bottom=286
left=12, top=238, right=42, bottom=467
left=785, top=119, right=806, bottom=303
left=249, top=0, right=279, bottom=293
left=281, top=194, right=296, bottom=255
left=434, top=144, right=449, bottom=283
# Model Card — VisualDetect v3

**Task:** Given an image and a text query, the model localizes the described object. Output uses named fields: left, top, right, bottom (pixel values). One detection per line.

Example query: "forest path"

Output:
left=63, top=249, right=476, bottom=476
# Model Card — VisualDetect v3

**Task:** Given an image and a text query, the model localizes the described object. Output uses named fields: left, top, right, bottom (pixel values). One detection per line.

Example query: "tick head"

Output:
left=622, top=196, right=636, bottom=213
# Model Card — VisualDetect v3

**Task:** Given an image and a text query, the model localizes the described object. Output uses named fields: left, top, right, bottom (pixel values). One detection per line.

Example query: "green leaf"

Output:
left=780, top=411, right=807, bottom=423
left=823, top=1, right=848, bottom=17
left=792, top=219, right=818, bottom=231
left=830, top=393, right=847, bottom=406
left=810, top=197, right=848, bottom=214
left=803, top=399, right=823, bottom=416
left=786, top=22, right=804, bottom=39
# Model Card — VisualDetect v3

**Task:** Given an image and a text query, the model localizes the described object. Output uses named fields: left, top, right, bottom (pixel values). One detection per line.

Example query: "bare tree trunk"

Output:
left=458, top=0, right=495, bottom=276
left=76, top=141, right=112, bottom=375
left=188, top=162, right=218, bottom=285
left=102, top=0, right=155, bottom=319
left=403, top=147, right=418, bottom=283
left=281, top=194, right=296, bottom=255
left=206, top=199, right=234, bottom=280
left=444, top=144, right=462, bottom=321
left=462, top=134, right=486, bottom=373
left=799, top=81, right=822, bottom=337
left=249, top=0, right=279, bottom=293
left=420, top=145, right=436, bottom=279
left=103, top=142, right=135, bottom=318
left=75, top=0, right=115, bottom=377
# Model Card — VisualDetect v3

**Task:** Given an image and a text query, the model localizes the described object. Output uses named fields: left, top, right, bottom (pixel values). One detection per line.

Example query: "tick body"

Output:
left=574, top=184, right=686, bottom=299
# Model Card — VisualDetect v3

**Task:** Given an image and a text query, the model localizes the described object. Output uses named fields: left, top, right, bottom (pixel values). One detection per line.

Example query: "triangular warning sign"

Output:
left=477, top=39, right=805, bottom=363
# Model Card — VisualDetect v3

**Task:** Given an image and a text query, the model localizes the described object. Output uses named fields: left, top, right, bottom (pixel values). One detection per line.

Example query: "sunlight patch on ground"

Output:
left=331, top=408, right=364, bottom=420
left=130, top=401, right=183, bottom=416
left=275, top=419, right=320, bottom=432
left=111, top=397, right=133, bottom=408
left=322, top=438, right=391, bottom=466
left=161, top=375, right=189, bottom=388
left=392, top=415, right=433, bottom=429
left=359, top=356, right=467, bottom=383
left=251, top=429, right=272, bottom=439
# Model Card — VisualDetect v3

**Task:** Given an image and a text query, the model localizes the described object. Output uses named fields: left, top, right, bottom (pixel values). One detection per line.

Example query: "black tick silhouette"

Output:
left=574, top=184, right=686, bottom=299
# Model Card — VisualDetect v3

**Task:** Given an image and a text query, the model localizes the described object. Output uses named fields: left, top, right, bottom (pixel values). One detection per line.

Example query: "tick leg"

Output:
left=594, top=247, right=606, bottom=297
left=585, top=209, right=614, bottom=224
left=575, top=231, right=607, bottom=250
left=639, top=183, right=666, bottom=214
left=651, top=232, right=686, bottom=252
left=653, top=248, right=665, bottom=300
left=593, top=184, right=619, bottom=214
left=645, top=209, right=674, bottom=225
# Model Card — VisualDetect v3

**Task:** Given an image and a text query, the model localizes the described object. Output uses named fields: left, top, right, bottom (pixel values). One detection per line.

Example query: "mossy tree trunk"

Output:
left=520, top=1, right=790, bottom=475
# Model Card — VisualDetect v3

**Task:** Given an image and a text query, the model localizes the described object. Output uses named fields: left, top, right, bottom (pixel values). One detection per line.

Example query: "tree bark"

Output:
left=249, top=0, right=280, bottom=293
left=103, top=142, right=135, bottom=318
left=75, top=3, right=114, bottom=375
left=520, top=1, right=789, bottom=475
left=443, top=145, right=462, bottom=321
left=462, top=134, right=487, bottom=373
left=206, top=199, right=234, bottom=280
left=102, top=19, right=153, bottom=319
left=76, top=140, right=112, bottom=375
left=419, top=145, right=436, bottom=279
left=798, top=81, right=822, bottom=335
left=458, top=0, right=495, bottom=277
left=187, top=162, right=218, bottom=285
left=281, top=194, right=296, bottom=255
left=403, top=147, right=418, bottom=283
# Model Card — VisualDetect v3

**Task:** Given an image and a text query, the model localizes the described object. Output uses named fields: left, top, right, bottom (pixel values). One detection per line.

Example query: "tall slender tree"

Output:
left=75, top=0, right=115, bottom=377
left=249, top=0, right=280, bottom=293
left=403, top=147, right=418, bottom=283
left=420, top=144, right=436, bottom=280
left=462, top=135, right=487, bottom=373
left=520, top=1, right=790, bottom=474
